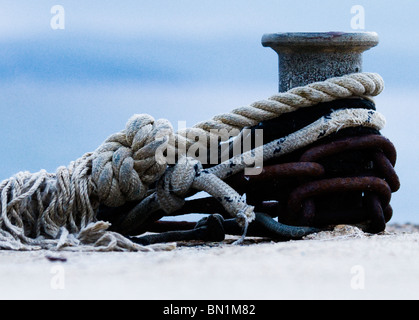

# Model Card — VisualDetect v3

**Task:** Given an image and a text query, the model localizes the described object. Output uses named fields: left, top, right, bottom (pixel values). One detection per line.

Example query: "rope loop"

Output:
left=91, top=114, right=173, bottom=207
left=0, top=72, right=388, bottom=251
left=157, top=156, right=201, bottom=214
left=156, top=155, right=255, bottom=229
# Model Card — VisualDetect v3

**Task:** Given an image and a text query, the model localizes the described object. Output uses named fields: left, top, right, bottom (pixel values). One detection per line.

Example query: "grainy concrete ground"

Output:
left=1, top=224, right=418, bottom=300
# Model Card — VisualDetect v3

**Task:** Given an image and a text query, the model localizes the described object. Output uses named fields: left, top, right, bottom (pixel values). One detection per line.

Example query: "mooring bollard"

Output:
left=261, top=32, right=379, bottom=92
left=245, top=31, right=400, bottom=234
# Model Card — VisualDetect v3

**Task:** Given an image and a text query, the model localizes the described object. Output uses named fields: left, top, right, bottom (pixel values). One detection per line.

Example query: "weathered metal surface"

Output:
left=261, top=32, right=379, bottom=92
left=287, top=176, right=392, bottom=215
left=102, top=31, right=401, bottom=243
left=244, top=162, right=325, bottom=182
left=299, top=134, right=397, bottom=166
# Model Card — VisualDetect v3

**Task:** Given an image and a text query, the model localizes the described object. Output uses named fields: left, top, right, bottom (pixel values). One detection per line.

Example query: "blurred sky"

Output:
left=0, top=0, right=418, bottom=222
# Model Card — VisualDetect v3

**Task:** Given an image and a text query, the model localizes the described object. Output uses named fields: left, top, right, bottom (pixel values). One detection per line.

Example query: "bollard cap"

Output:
left=262, top=32, right=379, bottom=53
left=261, top=32, right=379, bottom=92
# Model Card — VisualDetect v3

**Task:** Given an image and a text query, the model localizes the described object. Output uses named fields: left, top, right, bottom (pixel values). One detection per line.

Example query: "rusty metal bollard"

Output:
left=261, top=31, right=379, bottom=92
left=102, top=31, right=400, bottom=241
left=253, top=31, right=399, bottom=233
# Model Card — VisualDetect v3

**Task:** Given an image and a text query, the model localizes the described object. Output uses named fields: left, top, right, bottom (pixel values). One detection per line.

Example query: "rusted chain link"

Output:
left=299, top=134, right=397, bottom=165
left=181, top=133, right=399, bottom=234
left=288, top=177, right=392, bottom=213
left=241, top=162, right=325, bottom=182
left=102, top=131, right=400, bottom=239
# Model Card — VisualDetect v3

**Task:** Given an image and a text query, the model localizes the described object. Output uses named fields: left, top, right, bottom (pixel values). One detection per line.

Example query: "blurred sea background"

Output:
left=0, top=0, right=418, bottom=223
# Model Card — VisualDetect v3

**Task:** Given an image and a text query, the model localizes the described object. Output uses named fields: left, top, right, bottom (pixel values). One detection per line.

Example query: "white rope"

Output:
left=133, top=108, right=385, bottom=227
left=0, top=73, right=385, bottom=251
left=178, top=72, right=384, bottom=149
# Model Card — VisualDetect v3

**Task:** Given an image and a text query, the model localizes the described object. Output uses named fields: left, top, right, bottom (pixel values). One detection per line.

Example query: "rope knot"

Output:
left=157, top=156, right=201, bottom=213
left=157, top=154, right=255, bottom=231
left=91, top=114, right=173, bottom=207
left=0, top=72, right=387, bottom=251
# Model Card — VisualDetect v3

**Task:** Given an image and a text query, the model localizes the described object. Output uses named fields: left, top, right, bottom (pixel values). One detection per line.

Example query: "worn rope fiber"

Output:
left=0, top=73, right=385, bottom=251
left=175, top=72, right=384, bottom=150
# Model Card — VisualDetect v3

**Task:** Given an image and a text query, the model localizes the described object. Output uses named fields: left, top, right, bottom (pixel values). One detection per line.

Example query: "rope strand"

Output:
left=0, top=73, right=385, bottom=251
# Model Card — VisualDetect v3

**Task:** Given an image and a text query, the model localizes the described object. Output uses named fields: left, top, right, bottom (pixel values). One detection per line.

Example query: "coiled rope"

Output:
left=0, top=72, right=385, bottom=251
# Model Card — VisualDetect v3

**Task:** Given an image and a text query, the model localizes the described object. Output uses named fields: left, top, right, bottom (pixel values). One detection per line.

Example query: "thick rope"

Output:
left=0, top=115, right=174, bottom=251
left=175, top=72, right=384, bottom=150
left=0, top=73, right=385, bottom=251
left=122, top=108, right=385, bottom=232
